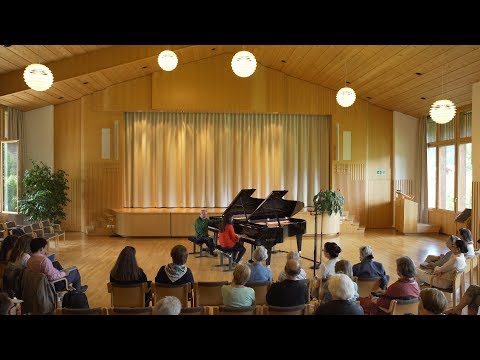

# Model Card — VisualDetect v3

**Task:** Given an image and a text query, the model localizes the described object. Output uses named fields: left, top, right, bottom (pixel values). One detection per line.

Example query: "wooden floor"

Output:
left=52, top=229, right=448, bottom=309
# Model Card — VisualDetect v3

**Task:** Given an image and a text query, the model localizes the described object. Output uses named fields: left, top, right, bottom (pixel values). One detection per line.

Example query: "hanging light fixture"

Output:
left=429, top=65, right=456, bottom=124
left=23, top=46, right=54, bottom=91
left=336, top=58, right=356, bottom=107
left=157, top=50, right=178, bottom=71
left=231, top=50, right=257, bottom=78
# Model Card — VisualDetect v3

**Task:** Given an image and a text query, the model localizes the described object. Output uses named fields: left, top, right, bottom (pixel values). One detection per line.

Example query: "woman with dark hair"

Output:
left=417, top=237, right=467, bottom=290
left=8, top=234, right=33, bottom=267
left=155, top=245, right=194, bottom=286
left=459, top=228, right=475, bottom=258
left=110, top=246, right=151, bottom=306
left=352, top=245, right=390, bottom=289
left=218, top=215, right=246, bottom=265
left=318, top=242, right=342, bottom=280
left=0, top=235, right=18, bottom=261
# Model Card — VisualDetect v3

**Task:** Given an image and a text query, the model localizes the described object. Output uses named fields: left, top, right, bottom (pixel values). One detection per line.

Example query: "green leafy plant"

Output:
left=313, top=189, right=345, bottom=215
left=18, top=161, right=70, bottom=223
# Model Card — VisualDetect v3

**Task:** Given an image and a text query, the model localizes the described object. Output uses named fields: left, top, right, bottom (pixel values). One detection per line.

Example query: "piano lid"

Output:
left=247, top=190, right=305, bottom=221
left=222, top=189, right=264, bottom=221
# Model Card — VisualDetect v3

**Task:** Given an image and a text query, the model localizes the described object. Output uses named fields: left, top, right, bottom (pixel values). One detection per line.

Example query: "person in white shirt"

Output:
left=416, top=238, right=468, bottom=289
left=277, top=251, right=307, bottom=281
left=318, top=242, right=342, bottom=280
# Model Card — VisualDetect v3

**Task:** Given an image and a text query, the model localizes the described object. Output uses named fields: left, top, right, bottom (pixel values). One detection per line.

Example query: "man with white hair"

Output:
left=314, top=274, right=364, bottom=315
left=193, top=209, right=217, bottom=256
left=248, top=246, right=272, bottom=282
left=266, top=259, right=309, bottom=307
left=352, top=245, right=389, bottom=289
left=153, top=296, right=182, bottom=315
left=277, top=251, right=307, bottom=282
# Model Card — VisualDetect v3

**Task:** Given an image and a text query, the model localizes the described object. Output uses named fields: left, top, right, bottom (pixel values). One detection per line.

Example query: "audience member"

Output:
left=318, top=242, right=342, bottom=280
left=218, top=215, right=246, bottom=265
left=0, top=292, right=21, bottom=315
left=248, top=246, right=272, bottom=282
left=110, top=246, right=151, bottom=306
left=155, top=245, right=194, bottom=286
left=418, top=288, right=448, bottom=315
left=420, top=236, right=455, bottom=269
left=8, top=234, right=33, bottom=267
left=416, top=238, right=467, bottom=289
left=320, top=259, right=359, bottom=304
left=153, top=296, right=182, bottom=315
left=314, top=274, right=364, bottom=315
left=221, top=264, right=255, bottom=307
left=266, top=259, right=309, bottom=307
left=27, top=237, right=87, bottom=292
left=193, top=209, right=217, bottom=257
left=360, top=256, right=420, bottom=315
left=352, top=245, right=389, bottom=289
left=0, top=235, right=18, bottom=261
left=445, top=285, right=480, bottom=315
left=277, top=251, right=307, bottom=281
left=459, top=228, right=475, bottom=258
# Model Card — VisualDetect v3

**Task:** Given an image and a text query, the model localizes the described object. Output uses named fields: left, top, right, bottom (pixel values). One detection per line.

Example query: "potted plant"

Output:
left=313, top=189, right=345, bottom=216
left=18, top=161, right=70, bottom=224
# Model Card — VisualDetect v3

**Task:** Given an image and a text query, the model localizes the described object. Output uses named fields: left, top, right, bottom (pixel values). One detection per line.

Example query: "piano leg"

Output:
left=296, top=234, right=303, bottom=254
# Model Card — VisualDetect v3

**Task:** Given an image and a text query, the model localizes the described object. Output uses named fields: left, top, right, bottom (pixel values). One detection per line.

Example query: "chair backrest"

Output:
left=245, top=281, right=271, bottom=305
left=266, top=304, right=305, bottom=315
left=353, top=276, right=382, bottom=297
left=56, top=307, right=106, bottom=315
left=298, top=278, right=311, bottom=300
left=194, top=281, right=229, bottom=306
left=218, top=305, right=256, bottom=315
left=180, top=306, right=206, bottom=315
left=379, top=297, right=419, bottom=315
left=107, top=282, right=149, bottom=307
left=152, top=282, right=191, bottom=307
left=107, top=307, right=152, bottom=315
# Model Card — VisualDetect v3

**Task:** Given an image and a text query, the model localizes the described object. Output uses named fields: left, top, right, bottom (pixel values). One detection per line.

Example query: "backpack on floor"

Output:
left=62, top=290, right=89, bottom=309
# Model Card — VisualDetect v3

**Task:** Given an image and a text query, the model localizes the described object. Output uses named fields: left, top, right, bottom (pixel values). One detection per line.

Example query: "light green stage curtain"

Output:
left=124, top=112, right=330, bottom=208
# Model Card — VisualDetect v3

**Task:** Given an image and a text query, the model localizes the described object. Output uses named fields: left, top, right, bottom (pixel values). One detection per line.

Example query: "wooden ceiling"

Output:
left=1, top=44, right=479, bottom=117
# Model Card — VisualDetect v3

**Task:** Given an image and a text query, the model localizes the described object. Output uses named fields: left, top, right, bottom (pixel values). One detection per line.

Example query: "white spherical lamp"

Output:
left=157, top=50, right=178, bottom=71
left=336, top=87, right=356, bottom=107
left=231, top=50, right=257, bottom=78
left=23, top=63, right=54, bottom=91
left=429, top=99, right=456, bottom=124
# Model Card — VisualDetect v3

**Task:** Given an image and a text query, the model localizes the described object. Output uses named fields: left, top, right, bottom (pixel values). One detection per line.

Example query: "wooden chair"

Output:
left=378, top=298, right=419, bottom=315
left=427, top=271, right=464, bottom=308
left=107, top=282, right=149, bottom=307
left=30, top=222, right=59, bottom=248
left=266, top=304, right=306, bottom=315
left=471, top=253, right=480, bottom=285
left=56, top=307, right=107, bottom=315
left=218, top=305, right=257, bottom=315
left=152, top=282, right=191, bottom=307
left=245, top=281, right=271, bottom=306
left=41, top=220, right=66, bottom=242
left=194, top=281, right=229, bottom=307
left=107, top=307, right=152, bottom=315
left=298, top=278, right=311, bottom=300
left=180, top=306, right=207, bottom=315
left=353, top=276, right=382, bottom=297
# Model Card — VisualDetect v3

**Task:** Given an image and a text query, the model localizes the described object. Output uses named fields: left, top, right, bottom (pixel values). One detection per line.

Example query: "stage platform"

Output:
left=112, top=207, right=317, bottom=237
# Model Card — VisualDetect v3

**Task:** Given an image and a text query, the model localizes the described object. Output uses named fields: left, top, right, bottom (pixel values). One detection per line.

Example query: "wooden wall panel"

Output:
left=394, top=179, right=414, bottom=197
left=428, top=209, right=457, bottom=235
left=472, top=181, right=480, bottom=242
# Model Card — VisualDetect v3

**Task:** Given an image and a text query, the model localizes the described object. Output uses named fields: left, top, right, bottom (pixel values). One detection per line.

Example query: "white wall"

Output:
left=24, top=105, right=54, bottom=170
left=393, top=111, right=419, bottom=181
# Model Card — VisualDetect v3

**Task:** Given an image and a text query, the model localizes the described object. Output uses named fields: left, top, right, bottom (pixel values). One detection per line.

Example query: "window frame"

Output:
left=1, top=139, right=20, bottom=214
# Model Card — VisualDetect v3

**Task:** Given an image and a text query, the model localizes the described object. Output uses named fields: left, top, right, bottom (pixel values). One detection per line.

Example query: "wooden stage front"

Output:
left=112, top=208, right=318, bottom=238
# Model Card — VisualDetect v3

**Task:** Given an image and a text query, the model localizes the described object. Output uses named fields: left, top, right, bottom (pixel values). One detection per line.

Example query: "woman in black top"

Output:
left=110, top=246, right=151, bottom=306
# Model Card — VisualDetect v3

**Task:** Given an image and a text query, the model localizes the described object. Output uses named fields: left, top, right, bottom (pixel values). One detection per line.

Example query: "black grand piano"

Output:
left=209, top=189, right=306, bottom=265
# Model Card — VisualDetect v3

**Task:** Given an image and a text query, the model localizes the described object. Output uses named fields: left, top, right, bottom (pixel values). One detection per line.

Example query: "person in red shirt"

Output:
left=218, top=216, right=246, bottom=265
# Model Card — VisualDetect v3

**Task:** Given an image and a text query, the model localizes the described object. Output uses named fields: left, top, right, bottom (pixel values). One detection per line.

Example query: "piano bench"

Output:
left=214, top=245, right=234, bottom=272
left=188, top=236, right=208, bottom=258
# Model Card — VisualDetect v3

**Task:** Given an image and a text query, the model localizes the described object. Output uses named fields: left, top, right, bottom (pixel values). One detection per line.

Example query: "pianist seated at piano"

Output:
left=318, top=242, right=342, bottom=280
left=248, top=246, right=272, bottom=282
left=218, top=215, right=247, bottom=265
left=277, top=251, right=307, bottom=282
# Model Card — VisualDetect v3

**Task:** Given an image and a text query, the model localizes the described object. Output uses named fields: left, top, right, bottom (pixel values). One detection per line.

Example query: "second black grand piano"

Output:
left=210, top=189, right=306, bottom=265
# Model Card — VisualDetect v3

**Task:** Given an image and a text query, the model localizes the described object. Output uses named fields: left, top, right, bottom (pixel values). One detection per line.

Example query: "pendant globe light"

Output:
left=429, top=65, right=456, bottom=124
left=23, top=46, right=54, bottom=91
left=336, top=58, right=356, bottom=107
left=157, top=50, right=178, bottom=71
left=231, top=50, right=257, bottom=78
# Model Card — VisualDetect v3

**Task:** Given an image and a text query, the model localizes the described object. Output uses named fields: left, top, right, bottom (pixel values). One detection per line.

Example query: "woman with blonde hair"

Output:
left=221, top=264, right=255, bottom=307
left=8, top=234, right=33, bottom=267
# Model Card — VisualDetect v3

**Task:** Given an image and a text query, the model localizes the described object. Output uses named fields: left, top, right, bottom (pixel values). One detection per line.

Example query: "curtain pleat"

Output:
left=416, top=116, right=428, bottom=223
left=124, top=112, right=330, bottom=208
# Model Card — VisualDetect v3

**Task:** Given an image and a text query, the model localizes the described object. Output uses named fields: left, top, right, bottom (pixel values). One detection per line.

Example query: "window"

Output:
left=426, top=110, right=472, bottom=212
left=1, top=140, right=19, bottom=213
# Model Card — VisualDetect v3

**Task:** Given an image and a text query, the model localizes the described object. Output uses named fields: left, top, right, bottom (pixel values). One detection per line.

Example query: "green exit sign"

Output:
left=376, top=170, right=386, bottom=175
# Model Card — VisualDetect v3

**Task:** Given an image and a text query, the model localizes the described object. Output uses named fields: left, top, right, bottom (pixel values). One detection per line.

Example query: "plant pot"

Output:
left=319, top=212, right=340, bottom=235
